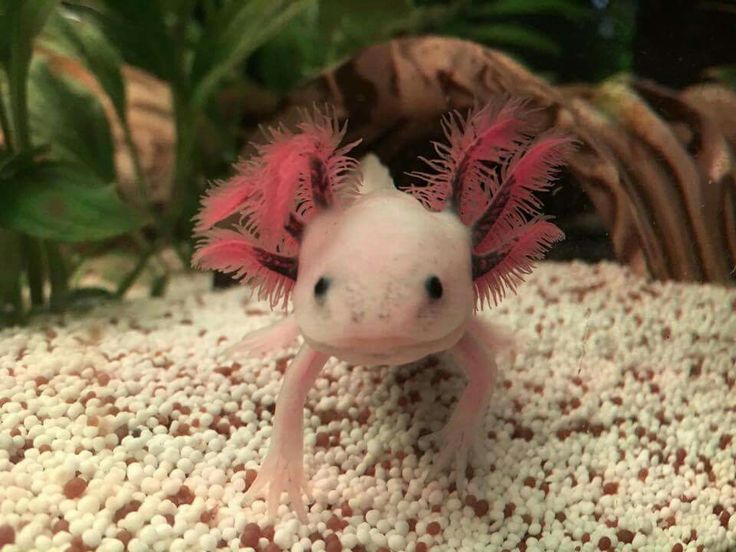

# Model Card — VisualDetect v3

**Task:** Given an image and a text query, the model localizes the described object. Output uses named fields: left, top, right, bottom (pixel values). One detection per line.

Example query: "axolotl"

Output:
left=192, top=99, right=571, bottom=519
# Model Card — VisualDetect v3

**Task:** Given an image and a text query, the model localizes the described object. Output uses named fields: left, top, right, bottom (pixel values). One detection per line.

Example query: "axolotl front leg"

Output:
left=428, top=319, right=500, bottom=492
left=245, top=344, right=329, bottom=520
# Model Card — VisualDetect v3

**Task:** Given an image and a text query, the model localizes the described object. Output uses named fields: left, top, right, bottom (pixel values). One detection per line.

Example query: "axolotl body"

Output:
left=192, top=100, right=571, bottom=519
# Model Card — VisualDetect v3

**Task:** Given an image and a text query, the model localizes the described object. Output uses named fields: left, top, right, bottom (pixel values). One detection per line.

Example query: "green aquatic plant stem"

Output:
left=44, top=241, right=68, bottom=313
left=170, top=95, right=197, bottom=229
left=1, top=4, right=44, bottom=320
left=0, top=81, right=14, bottom=152
left=121, top=120, right=152, bottom=210
left=121, top=105, right=188, bottom=282
left=130, top=229, right=174, bottom=277
left=5, top=13, right=37, bottom=154
left=166, top=0, right=198, bottom=239
left=121, top=116, right=180, bottom=267
left=7, top=72, right=31, bottom=151
left=22, top=235, right=45, bottom=309
left=0, top=229, right=24, bottom=326
left=202, top=0, right=217, bottom=21
left=115, top=246, right=154, bottom=299
left=164, top=71, right=199, bottom=267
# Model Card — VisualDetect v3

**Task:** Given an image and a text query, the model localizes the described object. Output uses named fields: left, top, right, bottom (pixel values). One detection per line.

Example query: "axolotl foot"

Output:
left=425, top=417, right=487, bottom=495
left=245, top=451, right=312, bottom=522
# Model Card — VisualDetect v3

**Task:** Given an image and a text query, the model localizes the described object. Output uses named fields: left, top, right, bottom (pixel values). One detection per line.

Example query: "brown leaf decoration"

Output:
left=267, top=37, right=736, bottom=285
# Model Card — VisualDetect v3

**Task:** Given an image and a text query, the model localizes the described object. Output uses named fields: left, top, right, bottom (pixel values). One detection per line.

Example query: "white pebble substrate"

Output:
left=0, top=261, right=735, bottom=552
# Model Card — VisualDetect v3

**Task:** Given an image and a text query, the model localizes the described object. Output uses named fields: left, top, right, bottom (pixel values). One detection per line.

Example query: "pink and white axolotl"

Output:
left=192, top=99, right=572, bottom=520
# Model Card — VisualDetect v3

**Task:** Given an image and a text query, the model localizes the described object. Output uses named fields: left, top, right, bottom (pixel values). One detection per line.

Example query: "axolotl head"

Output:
left=292, top=187, right=475, bottom=366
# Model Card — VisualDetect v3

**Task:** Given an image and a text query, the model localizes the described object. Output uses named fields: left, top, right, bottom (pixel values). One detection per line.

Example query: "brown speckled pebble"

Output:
left=262, top=525, right=275, bottom=541
left=603, top=481, right=619, bottom=494
left=240, top=523, right=260, bottom=547
left=617, top=529, right=635, bottom=544
left=325, top=533, right=342, bottom=552
left=474, top=499, right=490, bottom=517
left=62, top=477, right=87, bottom=499
left=0, top=525, right=15, bottom=547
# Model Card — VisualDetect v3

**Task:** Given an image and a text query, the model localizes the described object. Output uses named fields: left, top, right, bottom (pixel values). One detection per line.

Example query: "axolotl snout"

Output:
left=192, top=100, right=572, bottom=519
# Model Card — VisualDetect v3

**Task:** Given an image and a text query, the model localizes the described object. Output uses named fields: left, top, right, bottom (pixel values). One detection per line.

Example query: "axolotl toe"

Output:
left=192, top=101, right=572, bottom=520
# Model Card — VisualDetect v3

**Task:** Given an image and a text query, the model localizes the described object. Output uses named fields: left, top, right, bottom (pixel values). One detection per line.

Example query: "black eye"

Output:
left=425, top=275, right=443, bottom=300
left=314, top=276, right=330, bottom=299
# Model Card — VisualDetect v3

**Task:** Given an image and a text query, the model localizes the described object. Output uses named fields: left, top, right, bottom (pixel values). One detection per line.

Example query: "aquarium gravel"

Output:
left=1, top=261, right=735, bottom=552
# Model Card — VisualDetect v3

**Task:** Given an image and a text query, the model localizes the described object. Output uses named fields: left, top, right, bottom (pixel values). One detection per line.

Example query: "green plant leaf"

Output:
left=316, top=0, right=415, bottom=44
left=252, top=0, right=416, bottom=92
left=64, top=0, right=176, bottom=82
left=190, top=0, right=313, bottom=107
left=0, top=0, right=58, bottom=64
left=28, top=60, right=116, bottom=182
left=250, top=3, right=322, bottom=92
left=0, top=161, right=143, bottom=241
left=0, top=0, right=59, bottom=150
left=465, top=23, right=562, bottom=56
left=0, top=146, right=47, bottom=180
left=40, top=8, right=127, bottom=124
left=470, top=0, right=592, bottom=21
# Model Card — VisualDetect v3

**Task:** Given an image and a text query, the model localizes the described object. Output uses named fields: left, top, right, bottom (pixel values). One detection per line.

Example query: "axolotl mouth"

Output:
left=301, top=321, right=468, bottom=366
